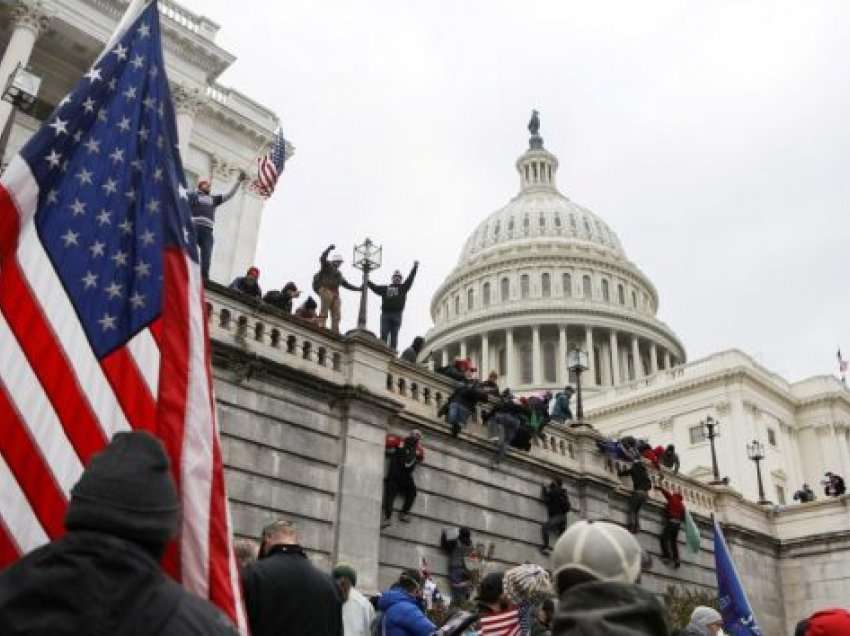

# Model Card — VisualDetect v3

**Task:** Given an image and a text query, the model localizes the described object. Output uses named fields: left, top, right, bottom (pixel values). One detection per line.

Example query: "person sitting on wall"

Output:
left=229, top=266, right=262, bottom=299
left=263, top=281, right=301, bottom=313
left=438, top=360, right=489, bottom=437
left=483, top=389, right=526, bottom=466
left=824, top=472, right=846, bottom=497
left=382, top=430, right=424, bottom=529
left=294, top=296, right=322, bottom=326
left=549, top=386, right=574, bottom=425
left=793, top=483, right=816, bottom=503
left=400, top=337, right=425, bottom=364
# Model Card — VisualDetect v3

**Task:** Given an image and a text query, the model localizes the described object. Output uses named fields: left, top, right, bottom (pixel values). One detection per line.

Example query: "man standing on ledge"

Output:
left=189, top=172, right=247, bottom=281
left=313, top=244, right=361, bottom=333
left=368, top=261, right=418, bottom=350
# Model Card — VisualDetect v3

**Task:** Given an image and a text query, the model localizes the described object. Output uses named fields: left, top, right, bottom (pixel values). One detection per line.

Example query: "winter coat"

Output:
left=543, top=483, right=571, bottom=517
left=229, top=276, right=262, bottom=298
left=386, top=434, right=424, bottom=477
left=436, top=365, right=468, bottom=382
left=551, top=392, right=573, bottom=422
left=242, top=543, right=343, bottom=636
left=189, top=181, right=240, bottom=229
left=377, top=587, right=436, bottom=636
left=619, top=461, right=652, bottom=492
left=0, top=530, right=237, bottom=635
left=400, top=346, right=420, bottom=364
left=553, top=580, right=670, bottom=636
left=315, top=247, right=360, bottom=293
left=263, top=289, right=294, bottom=313
left=368, top=263, right=418, bottom=312
left=660, top=488, right=685, bottom=521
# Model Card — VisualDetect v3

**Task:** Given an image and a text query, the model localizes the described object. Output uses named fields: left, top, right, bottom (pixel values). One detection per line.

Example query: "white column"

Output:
left=481, top=333, right=490, bottom=377
left=585, top=326, right=595, bottom=386
left=557, top=325, right=568, bottom=386
left=0, top=2, right=51, bottom=137
left=650, top=342, right=659, bottom=375
left=610, top=331, right=620, bottom=385
left=665, top=351, right=673, bottom=369
left=531, top=326, right=541, bottom=386
left=172, top=83, right=206, bottom=165
left=441, top=349, right=449, bottom=367
left=631, top=335, right=642, bottom=379
left=459, top=338, right=467, bottom=360
left=505, top=328, right=515, bottom=388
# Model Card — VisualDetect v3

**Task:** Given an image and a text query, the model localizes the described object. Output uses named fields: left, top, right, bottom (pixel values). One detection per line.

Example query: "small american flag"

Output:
left=0, top=1, right=246, bottom=632
left=479, top=607, right=521, bottom=636
left=251, top=128, right=287, bottom=198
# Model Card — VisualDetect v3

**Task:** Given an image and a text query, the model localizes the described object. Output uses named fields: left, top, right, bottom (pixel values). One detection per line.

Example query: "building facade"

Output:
left=0, top=0, right=283, bottom=283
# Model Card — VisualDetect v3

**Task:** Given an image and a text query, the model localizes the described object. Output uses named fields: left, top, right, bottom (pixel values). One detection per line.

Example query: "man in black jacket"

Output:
left=0, top=431, right=238, bottom=635
left=243, top=519, right=343, bottom=636
left=618, top=459, right=653, bottom=533
left=368, top=261, right=418, bottom=351
left=263, top=281, right=300, bottom=313
left=541, top=477, right=571, bottom=554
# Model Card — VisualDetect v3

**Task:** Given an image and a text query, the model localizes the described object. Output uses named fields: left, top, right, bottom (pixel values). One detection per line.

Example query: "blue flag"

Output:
left=713, top=518, right=763, bottom=635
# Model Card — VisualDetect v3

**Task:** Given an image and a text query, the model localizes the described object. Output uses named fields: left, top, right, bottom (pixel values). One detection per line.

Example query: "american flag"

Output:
left=479, top=607, right=521, bottom=636
left=251, top=128, right=286, bottom=198
left=838, top=349, right=848, bottom=376
left=0, top=1, right=246, bottom=632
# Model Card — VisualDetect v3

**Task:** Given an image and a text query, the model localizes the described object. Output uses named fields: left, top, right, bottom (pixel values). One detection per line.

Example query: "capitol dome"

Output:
left=425, top=114, right=686, bottom=393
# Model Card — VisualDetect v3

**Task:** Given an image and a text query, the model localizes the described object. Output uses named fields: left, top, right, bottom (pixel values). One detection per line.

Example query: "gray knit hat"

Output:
left=690, top=606, right=723, bottom=627
left=551, top=520, right=642, bottom=593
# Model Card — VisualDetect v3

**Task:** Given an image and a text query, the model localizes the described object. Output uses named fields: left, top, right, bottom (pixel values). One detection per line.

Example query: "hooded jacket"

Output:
left=368, top=263, right=418, bottom=312
left=553, top=580, right=670, bottom=636
left=377, top=587, right=436, bottom=636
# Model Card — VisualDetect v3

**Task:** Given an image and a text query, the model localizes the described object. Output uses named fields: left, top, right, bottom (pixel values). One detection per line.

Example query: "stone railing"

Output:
left=204, top=82, right=280, bottom=135
left=772, top=495, right=850, bottom=542
left=158, top=0, right=220, bottom=40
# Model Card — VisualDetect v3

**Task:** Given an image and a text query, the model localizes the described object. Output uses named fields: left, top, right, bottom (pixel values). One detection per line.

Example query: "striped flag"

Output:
left=0, top=1, right=246, bottom=632
left=479, top=607, right=521, bottom=636
left=251, top=128, right=287, bottom=198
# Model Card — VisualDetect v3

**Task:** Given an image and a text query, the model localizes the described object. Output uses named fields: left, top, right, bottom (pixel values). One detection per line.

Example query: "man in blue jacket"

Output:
left=377, top=569, right=435, bottom=636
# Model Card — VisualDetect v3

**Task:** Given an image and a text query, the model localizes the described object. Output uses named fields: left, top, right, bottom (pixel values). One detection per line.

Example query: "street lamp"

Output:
left=351, top=238, right=382, bottom=334
left=701, top=415, right=725, bottom=485
left=1, top=63, right=42, bottom=169
left=567, top=347, right=589, bottom=425
left=746, top=439, right=771, bottom=505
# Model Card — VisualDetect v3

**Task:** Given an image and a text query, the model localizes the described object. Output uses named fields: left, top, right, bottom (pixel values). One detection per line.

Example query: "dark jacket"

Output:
left=543, top=483, right=571, bottom=517
left=242, top=544, right=343, bottom=636
left=660, top=449, right=680, bottom=473
left=553, top=580, right=670, bottom=636
left=0, top=531, right=237, bottom=635
left=189, top=181, right=241, bottom=229
left=315, top=246, right=360, bottom=293
left=400, top=346, right=420, bottom=364
left=619, top=461, right=652, bottom=492
left=230, top=276, right=262, bottom=298
left=368, top=263, right=418, bottom=313
left=263, top=289, right=294, bottom=313
left=377, top=587, right=436, bottom=636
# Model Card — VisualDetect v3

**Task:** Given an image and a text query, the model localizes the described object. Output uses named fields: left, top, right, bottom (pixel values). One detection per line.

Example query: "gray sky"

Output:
left=183, top=0, right=850, bottom=382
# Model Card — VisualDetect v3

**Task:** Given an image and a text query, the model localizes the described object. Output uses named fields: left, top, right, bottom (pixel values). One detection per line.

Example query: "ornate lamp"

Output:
left=746, top=439, right=771, bottom=505
left=567, top=347, right=589, bottom=425
left=701, top=415, right=725, bottom=485
left=352, top=238, right=382, bottom=333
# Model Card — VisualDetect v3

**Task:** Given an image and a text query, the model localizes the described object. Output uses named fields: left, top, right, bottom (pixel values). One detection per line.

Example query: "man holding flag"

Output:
left=0, top=0, right=246, bottom=632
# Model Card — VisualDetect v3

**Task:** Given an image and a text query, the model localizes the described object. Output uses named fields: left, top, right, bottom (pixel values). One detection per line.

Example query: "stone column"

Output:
left=0, top=1, right=51, bottom=136
left=585, top=326, right=595, bottom=387
left=441, top=349, right=449, bottom=367
left=557, top=325, right=568, bottom=386
left=481, top=333, right=489, bottom=376
left=666, top=351, right=673, bottom=369
left=172, top=83, right=206, bottom=165
left=531, top=326, right=541, bottom=386
left=631, top=335, right=642, bottom=379
left=505, top=328, right=515, bottom=388
left=609, top=331, right=620, bottom=385
left=459, top=338, right=467, bottom=360
left=650, top=342, right=658, bottom=375
left=206, top=156, right=239, bottom=282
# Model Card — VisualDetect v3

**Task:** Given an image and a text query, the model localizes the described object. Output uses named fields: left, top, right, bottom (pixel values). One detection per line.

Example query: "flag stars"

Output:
left=140, top=229, right=155, bottom=246
left=96, top=209, right=112, bottom=225
left=116, top=116, right=131, bottom=132
left=75, top=167, right=93, bottom=186
left=81, top=271, right=98, bottom=289
left=152, top=167, right=163, bottom=182
left=130, top=292, right=146, bottom=309
left=138, top=126, right=149, bottom=142
left=146, top=199, right=160, bottom=214
left=97, top=108, right=109, bottom=122
left=156, top=135, right=164, bottom=149
left=61, top=229, right=80, bottom=247
left=124, top=188, right=136, bottom=202
left=130, top=159, right=144, bottom=172
left=84, top=67, right=102, bottom=83
left=89, top=241, right=106, bottom=257
left=107, top=77, right=117, bottom=91
left=58, top=93, right=72, bottom=108
left=101, top=178, right=118, bottom=195
left=110, top=148, right=124, bottom=164
left=98, top=313, right=117, bottom=331
left=178, top=183, right=188, bottom=200
left=143, top=96, right=156, bottom=110
left=44, top=149, right=61, bottom=168
left=46, top=189, right=58, bottom=205
left=130, top=54, right=145, bottom=70
left=111, top=250, right=129, bottom=267
left=134, top=260, right=151, bottom=278
left=148, top=65, right=158, bottom=79
left=73, top=130, right=83, bottom=143
left=84, top=137, right=101, bottom=154
left=69, top=199, right=86, bottom=216
left=123, top=86, right=137, bottom=101
left=82, top=97, right=96, bottom=113
left=105, top=281, right=123, bottom=299
left=119, top=219, right=133, bottom=235
left=48, top=117, right=68, bottom=136
left=112, top=43, right=128, bottom=60
left=137, top=22, right=151, bottom=38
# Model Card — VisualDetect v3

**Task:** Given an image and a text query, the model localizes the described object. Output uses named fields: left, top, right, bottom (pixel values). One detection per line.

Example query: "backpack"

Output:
left=312, top=272, right=322, bottom=293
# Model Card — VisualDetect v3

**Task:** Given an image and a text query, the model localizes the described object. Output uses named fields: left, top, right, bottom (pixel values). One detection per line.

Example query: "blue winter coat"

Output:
left=377, top=587, right=436, bottom=636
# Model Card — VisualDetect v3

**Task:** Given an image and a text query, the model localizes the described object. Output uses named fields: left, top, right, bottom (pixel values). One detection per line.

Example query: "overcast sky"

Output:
left=182, top=0, right=850, bottom=382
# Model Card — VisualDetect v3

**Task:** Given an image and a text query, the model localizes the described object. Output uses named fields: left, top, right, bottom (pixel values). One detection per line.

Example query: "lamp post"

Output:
left=701, top=415, right=724, bottom=485
left=351, top=238, right=382, bottom=334
left=567, top=347, right=589, bottom=425
left=746, top=439, right=771, bottom=505
left=0, top=63, right=42, bottom=170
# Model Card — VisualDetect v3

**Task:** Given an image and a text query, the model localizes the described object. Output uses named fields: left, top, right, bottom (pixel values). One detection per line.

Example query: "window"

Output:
left=520, top=274, right=530, bottom=299
left=618, top=284, right=625, bottom=305
left=483, top=282, right=491, bottom=307
left=689, top=424, right=706, bottom=445
left=602, top=279, right=610, bottom=302
left=767, top=428, right=777, bottom=447
left=467, top=288, right=474, bottom=311
left=494, top=221, right=500, bottom=236
left=541, top=273, right=551, bottom=298
left=539, top=214, right=545, bottom=228
left=443, top=302, right=448, bottom=319
left=776, top=485, right=786, bottom=505
left=508, top=218, right=515, bottom=233
left=554, top=214, right=561, bottom=228
left=520, top=344, right=533, bottom=384
left=500, top=277, right=510, bottom=301
left=523, top=215, right=530, bottom=235
left=582, top=275, right=592, bottom=299
left=543, top=342, right=557, bottom=383
left=562, top=273, right=572, bottom=296
left=454, top=295, right=460, bottom=315
left=632, top=291, right=637, bottom=308
left=497, top=348, right=506, bottom=376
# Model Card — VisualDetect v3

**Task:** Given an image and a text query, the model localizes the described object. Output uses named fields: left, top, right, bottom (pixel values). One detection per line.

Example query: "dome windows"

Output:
left=520, top=274, right=530, bottom=299
left=602, top=279, right=610, bottom=302
left=523, top=215, right=530, bottom=236
left=583, top=218, right=592, bottom=236
left=554, top=214, right=561, bottom=228
left=618, top=284, right=625, bottom=305
left=468, top=288, right=475, bottom=311
left=541, top=273, right=551, bottom=298
left=539, top=213, right=546, bottom=228
left=483, top=282, right=491, bottom=307
left=454, top=295, right=460, bottom=315
left=582, top=275, right=592, bottom=299
left=562, top=273, right=572, bottom=297
left=500, top=277, right=510, bottom=302
left=632, top=290, right=638, bottom=308
left=494, top=221, right=500, bottom=237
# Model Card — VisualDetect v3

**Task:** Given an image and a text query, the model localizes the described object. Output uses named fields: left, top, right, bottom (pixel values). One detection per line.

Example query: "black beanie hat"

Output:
left=65, top=431, right=179, bottom=547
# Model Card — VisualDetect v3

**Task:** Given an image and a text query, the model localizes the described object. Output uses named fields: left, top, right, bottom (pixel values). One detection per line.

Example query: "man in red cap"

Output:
left=189, top=173, right=247, bottom=281
left=229, top=266, right=262, bottom=299
left=795, top=609, right=850, bottom=636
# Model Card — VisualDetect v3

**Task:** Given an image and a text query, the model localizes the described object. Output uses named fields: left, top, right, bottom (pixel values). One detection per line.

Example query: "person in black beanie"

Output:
left=0, top=431, right=238, bottom=635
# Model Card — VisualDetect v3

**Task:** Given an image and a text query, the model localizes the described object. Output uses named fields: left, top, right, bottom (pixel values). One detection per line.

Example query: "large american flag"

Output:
left=251, top=128, right=286, bottom=198
left=0, top=1, right=246, bottom=632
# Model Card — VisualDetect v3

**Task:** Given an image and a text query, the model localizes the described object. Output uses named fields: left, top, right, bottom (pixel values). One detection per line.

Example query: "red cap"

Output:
left=197, top=179, right=210, bottom=189
left=247, top=266, right=260, bottom=278
left=807, top=609, right=850, bottom=635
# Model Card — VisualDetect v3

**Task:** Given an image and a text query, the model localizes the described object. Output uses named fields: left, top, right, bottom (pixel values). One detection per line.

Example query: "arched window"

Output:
left=583, top=218, right=592, bottom=234
left=632, top=291, right=638, bottom=308
left=618, top=284, right=625, bottom=305
left=543, top=342, right=557, bottom=383
left=500, top=277, right=510, bottom=302
left=562, top=273, right=572, bottom=297
left=582, top=275, right=592, bottom=299
left=520, top=344, right=533, bottom=384
left=602, top=279, right=610, bottom=302
left=508, top=217, right=515, bottom=233
left=483, top=282, right=491, bottom=307
left=443, top=302, right=448, bottom=319
left=523, top=215, right=530, bottom=235
left=467, top=288, right=474, bottom=311
left=554, top=214, right=562, bottom=228
left=520, top=274, right=530, bottom=299
left=539, top=214, right=545, bottom=228
left=454, top=295, right=460, bottom=315
left=541, top=273, right=551, bottom=298
left=494, top=221, right=500, bottom=236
